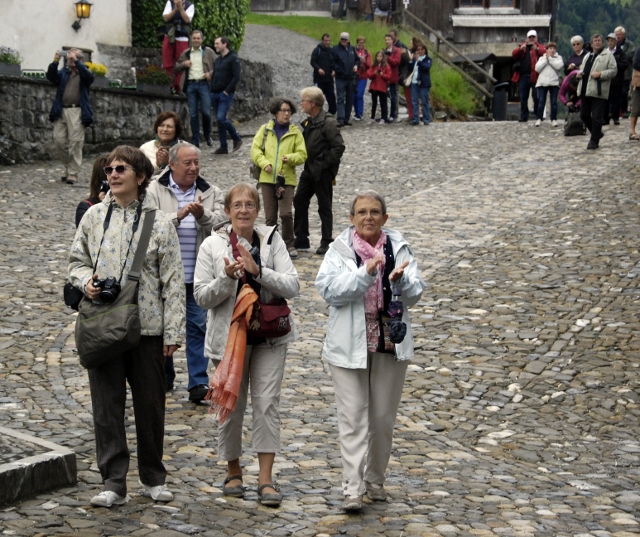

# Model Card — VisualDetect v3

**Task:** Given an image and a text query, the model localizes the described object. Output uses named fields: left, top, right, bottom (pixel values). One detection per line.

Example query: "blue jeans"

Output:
left=537, top=85, right=559, bottom=121
left=353, top=78, right=367, bottom=118
left=335, top=77, right=354, bottom=123
left=211, top=91, right=239, bottom=149
left=411, top=84, right=431, bottom=124
left=389, top=83, right=398, bottom=119
left=518, top=74, right=538, bottom=121
left=186, top=80, right=211, bottom=145
left=185, top=283, right=208, bottom=389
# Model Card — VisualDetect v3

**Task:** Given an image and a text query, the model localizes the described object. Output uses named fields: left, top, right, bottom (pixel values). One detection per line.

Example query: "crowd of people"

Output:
left=512, top=26, right=640, bottom=149
left=311, top=30, right=432, bottom=125
left=69, top=73, right=424, bottom=511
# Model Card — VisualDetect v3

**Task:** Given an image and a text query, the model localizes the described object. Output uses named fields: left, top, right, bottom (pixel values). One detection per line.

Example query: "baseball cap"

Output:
left=340, top=32, right=350, bottom=40
left=527, top=30, right=537, bottom=38
left=607, top=32, right=617, bottom=39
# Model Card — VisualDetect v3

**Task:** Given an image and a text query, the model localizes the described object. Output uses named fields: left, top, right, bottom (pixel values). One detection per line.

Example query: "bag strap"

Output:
left=127, top=210, right=156, bottom=283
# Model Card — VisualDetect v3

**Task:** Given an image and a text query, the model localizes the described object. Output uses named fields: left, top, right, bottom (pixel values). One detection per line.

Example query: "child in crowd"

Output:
left=368, top=50, right=391, bottom=124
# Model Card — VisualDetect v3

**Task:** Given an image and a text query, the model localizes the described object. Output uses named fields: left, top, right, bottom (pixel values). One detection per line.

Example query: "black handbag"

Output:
left=64, top=281, right=84, bottom=311
left=74, top=208, right=156, bottom=369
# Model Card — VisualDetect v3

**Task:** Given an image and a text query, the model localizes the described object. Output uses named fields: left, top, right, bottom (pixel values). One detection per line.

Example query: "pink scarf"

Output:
left=353, top=229, right=386, bottom=350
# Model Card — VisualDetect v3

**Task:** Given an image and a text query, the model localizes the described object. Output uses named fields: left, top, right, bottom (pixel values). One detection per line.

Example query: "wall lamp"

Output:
left=72, top=0, right=93, bottom=32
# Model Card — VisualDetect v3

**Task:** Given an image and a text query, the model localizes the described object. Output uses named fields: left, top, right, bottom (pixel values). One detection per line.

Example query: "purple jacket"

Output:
left=559, top=69, right=581, bottom=107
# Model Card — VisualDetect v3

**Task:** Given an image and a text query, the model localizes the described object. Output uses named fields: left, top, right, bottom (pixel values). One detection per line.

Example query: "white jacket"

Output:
left=315, top=227, right=426, bottom=369
left=194, top=224, right=300, bottom=362
left=535, top=53, right=564, bottom=87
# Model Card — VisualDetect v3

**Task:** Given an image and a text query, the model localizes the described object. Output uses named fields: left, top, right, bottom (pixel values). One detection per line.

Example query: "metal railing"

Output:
left=403, top=9, right=496, bottom=99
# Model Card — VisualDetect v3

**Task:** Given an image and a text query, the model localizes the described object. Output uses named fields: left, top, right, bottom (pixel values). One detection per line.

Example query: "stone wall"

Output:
left=0, top=60, right=273, bottom=165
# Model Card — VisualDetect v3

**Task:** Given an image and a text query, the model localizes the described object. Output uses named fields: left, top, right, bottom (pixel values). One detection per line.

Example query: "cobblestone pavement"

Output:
left=1, top=117, right=640, bottom=537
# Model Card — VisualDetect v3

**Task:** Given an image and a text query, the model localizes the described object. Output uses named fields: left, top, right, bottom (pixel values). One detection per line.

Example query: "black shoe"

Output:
left=599, top=131, right=605, bottom=140
left=60, top=176, right=67, bottom=182
left=518, top=118, right=528, bottom=123
left=316, top=245, right=329, bottom=255
left=188, top=384, right=210, bottom=403
left=587, top=140, right=599, bottom=150
left=614, top=119, right=620, bottom=125
left=214, top=146, right=228, bottom=155
left=192, top=140, right=200, bottom=148
left=206, top=137, right=214, bottom=147
left=294, top=240, right=311, bottom=250
left=343, top=121, right=352, bottom=126
left=232, top=138, right=243, bottom=152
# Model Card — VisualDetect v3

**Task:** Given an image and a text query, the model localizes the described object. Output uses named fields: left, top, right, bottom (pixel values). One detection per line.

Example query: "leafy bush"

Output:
left=132, top=0, right=250, bottom=51
left=86, top=62, right=108, bottom=77
left=0, top=46, right=21, bottom=65
left=136, top=64, right=172, bottom=85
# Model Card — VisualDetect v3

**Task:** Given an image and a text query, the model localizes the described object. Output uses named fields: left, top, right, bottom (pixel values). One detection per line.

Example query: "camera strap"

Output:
left=92, top=202, right=146, bottom=284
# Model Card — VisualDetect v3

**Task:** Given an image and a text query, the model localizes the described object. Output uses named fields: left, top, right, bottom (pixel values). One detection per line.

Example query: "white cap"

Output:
left=340, top=32, right=350, bottom=40
left=527, top=30, right=537, bottom=38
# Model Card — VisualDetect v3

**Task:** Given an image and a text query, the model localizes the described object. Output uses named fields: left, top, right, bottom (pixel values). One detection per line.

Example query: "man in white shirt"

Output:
left=162, top=0, right=195, bottom=94
left=175, top=30, right=215, bottom=147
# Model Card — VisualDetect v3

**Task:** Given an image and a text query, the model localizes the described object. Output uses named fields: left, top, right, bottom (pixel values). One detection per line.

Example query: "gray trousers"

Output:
left=87, top=336, right=167, bottom=497
left=261, top=183, right=295, bottom=249
left=53, top=107, right=85, bottom=178
left=329, top=353, right=408, bottom=497
left=217, top=343, right=287, bottom=461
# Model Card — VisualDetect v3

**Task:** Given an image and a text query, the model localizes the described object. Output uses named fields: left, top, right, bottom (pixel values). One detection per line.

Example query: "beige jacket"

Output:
left=194, top=225, right=300, bottom=362
left=68, top=194, right=186, bottom=345
left=146, top=168, right=227, bottom=254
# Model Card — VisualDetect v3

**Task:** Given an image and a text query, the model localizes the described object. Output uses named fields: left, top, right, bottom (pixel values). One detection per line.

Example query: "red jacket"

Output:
left=356, top=48, right=372, bottom=80
left=367, top=64, right=391, bottom=92
left=384, top=46, right=402, bottom=84
left=511, top=42, right=547, bottom=84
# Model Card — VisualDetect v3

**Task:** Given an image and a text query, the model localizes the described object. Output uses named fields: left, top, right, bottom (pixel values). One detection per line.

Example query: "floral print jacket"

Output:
left=69, top=193, right=185, bottom=345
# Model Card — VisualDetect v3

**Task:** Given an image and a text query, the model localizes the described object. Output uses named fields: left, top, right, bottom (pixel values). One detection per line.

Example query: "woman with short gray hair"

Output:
left=565, top=35, right=587, bottom=76
left=315, top=190, right=425, bottom=511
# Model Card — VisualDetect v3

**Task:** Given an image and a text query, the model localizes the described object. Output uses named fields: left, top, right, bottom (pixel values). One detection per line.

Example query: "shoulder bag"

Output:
left=249, top=125, right=268, bottom=182
left=74, top=206, right=156, bottom=369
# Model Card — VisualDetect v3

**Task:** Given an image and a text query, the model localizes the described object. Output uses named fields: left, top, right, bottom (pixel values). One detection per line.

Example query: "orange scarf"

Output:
left=206, top=284, right=258, bottom=423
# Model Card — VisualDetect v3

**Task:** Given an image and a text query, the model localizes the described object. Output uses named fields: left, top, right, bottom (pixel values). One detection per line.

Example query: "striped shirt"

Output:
left=169, top=175, right=198, bottom=284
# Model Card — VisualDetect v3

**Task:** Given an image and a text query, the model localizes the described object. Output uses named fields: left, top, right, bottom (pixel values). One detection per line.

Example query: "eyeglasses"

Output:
left=300, top=99, right=312, bottom=103
left=340, top=38, right=348, bottom=41
left=355, top=209, right=383, bottom=217
left=230, top=201, right=257, bottom=211
left=104, top=165, right=136, bottom=176
left=278, top=108, right=292, bottom=113
left=572, top=42, right=581, bottom=46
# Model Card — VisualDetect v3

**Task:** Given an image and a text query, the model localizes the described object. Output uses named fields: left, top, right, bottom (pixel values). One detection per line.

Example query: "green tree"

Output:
left=132, top=0, right=251, bottom=51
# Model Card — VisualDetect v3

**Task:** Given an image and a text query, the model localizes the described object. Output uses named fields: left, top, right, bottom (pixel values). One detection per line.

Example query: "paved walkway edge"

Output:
left=0, top=426, right=77, bottom=507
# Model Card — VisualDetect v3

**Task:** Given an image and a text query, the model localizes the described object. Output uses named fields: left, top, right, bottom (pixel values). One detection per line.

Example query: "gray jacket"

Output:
left=578, top=49, right=618, bottom=99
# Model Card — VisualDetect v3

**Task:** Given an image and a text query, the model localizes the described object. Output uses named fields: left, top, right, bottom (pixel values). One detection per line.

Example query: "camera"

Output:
left=248, top=245, right=260, bottom=264
left=58, top=50, right=68, bottom=57
left=94, top=277, right=121, bottom=303
left=99, top=180, right=110, bottom=193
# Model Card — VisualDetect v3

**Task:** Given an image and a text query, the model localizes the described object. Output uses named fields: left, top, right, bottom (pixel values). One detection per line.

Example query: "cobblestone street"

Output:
left=1, top=118, right=640, bottom=536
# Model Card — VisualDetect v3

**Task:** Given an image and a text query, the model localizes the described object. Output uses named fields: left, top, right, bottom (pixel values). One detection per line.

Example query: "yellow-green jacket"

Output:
left=250, top=120, right=307, bottom=186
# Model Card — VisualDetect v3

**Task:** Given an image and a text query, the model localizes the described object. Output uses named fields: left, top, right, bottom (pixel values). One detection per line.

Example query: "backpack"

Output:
left=564, top=110, right=586, bottom=136
left=377, top=0, right=391, bottom=11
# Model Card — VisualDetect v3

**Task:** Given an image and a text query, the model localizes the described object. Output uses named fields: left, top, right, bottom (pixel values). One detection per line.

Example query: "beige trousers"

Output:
left=328, top=353, right=408, bottom=497
left=217, top=342, right=287, bottom=461
left=260, top=183, right=295, bottom=248
left=53, top=107, right=85, bottom=178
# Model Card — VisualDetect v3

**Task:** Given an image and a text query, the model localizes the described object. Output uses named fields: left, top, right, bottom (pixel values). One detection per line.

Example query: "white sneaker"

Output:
left=551, top=120, right=558, bottom=127
left=535, top=119, right=542, bottom=127
left=139, top=480, right=173, bottom=502
left=354, top=116, right=362, bottom=121
left=379, top=119, right=386, bottom=125
left=90, top=490, right=128, bottom=507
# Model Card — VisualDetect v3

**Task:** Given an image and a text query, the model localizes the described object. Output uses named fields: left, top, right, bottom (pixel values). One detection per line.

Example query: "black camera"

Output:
left=248, top=245, right=260, bottom=264
left=94, top=277, right=121, bottom=303
left=100, top=180, right=110, bottom=193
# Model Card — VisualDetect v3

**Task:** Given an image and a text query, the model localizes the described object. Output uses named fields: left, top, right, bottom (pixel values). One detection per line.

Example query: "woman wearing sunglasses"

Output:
left=68, top=146, right=186, bottom=508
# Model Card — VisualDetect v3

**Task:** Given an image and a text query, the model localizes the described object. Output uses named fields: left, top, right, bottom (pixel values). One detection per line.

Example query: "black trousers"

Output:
left=88, top=335, right=167, bottom=497
left=580, top=97, right=607, bottom=144
left=316, top=79, right=337, bottom=115
left=294, top=169, right=333, bottom=248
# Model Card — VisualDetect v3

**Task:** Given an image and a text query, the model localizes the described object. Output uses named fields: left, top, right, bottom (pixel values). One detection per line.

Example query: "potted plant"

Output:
left=0, top=46, right=22, bottom=77
left=86, top=61, right=110, bottom=88
left=136, top=64, right=172, bottom=96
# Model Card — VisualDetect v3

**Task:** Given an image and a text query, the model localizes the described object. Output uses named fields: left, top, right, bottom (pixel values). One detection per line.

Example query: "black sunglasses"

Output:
left=104, top=165, right=136, bottom=176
